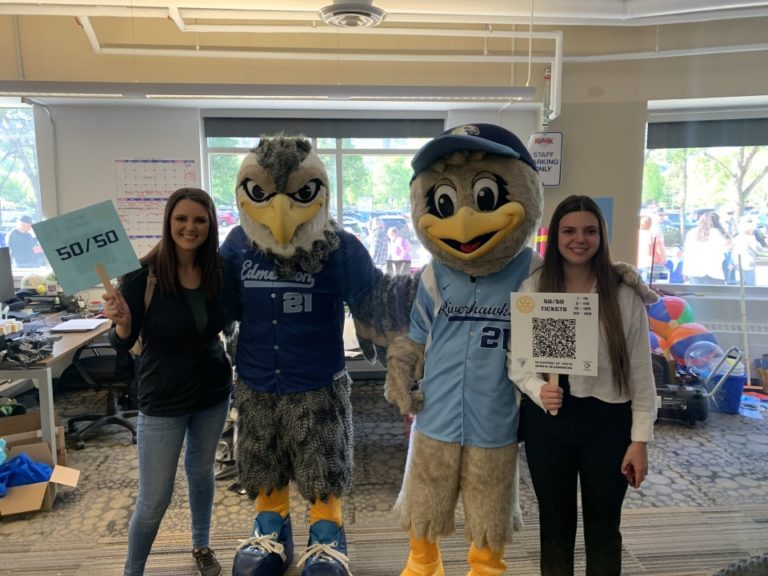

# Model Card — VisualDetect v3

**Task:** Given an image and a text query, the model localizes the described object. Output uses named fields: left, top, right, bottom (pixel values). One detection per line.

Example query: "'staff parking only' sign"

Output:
left=527, top=132, right=563, bottom=187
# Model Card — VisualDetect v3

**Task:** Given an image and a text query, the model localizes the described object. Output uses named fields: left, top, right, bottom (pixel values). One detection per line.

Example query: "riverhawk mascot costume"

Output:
left=221, top=134, right=414, bottom=576
left=384, top=123, right=655, bottom=576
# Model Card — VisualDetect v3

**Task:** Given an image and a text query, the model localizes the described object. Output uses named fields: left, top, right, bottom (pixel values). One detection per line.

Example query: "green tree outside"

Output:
left=376, top=155, right=412, bottom=211
left=0, top=107, right=40, bottom=223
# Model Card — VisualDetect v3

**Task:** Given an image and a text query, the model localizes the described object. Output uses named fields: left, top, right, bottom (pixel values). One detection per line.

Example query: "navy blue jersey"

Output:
left=221, top=226, right=381, bottom=394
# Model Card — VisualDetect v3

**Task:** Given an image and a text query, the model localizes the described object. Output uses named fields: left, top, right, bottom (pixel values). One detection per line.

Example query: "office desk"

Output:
left=0, top=318, right=111, bottom=465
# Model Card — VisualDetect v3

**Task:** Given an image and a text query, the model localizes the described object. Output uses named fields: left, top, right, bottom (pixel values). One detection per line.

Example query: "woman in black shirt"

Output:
left=103, top=187, right=232, bottom=576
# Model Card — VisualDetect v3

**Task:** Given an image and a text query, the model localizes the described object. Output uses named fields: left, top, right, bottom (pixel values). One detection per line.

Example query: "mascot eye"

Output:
left=473, top=177, right=501, bottom=211
left=241, top=178, right=271, bottom=203
left=291, top=178, right=323, bottom=204
left=433, top=184, right=458, bottom=218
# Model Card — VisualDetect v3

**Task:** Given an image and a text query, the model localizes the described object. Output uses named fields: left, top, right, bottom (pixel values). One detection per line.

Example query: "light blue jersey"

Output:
left=409, top=248, right=536, bottom=447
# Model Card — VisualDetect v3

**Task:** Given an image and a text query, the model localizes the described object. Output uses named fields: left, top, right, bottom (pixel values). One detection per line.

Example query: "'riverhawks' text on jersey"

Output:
left=409, top=248, right=536, bottom=448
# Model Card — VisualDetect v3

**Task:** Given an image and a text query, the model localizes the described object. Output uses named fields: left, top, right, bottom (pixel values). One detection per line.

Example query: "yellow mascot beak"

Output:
left=242, top=194, right=323, bottom=245
left=418, top=202, right=525, bottom=261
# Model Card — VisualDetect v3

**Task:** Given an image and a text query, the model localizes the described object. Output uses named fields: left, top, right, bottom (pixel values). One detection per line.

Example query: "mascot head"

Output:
left=236, top=134, right=334, bottom=260
left=410, top=123, right=542, bottom=277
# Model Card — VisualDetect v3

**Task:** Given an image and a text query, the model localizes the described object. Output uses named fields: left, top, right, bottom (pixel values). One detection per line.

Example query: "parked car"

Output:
left=378, top=214, right=411, bottom=238
left=659, top=221, right=683, bottom=248
left=343, top=220, right=366, bottom=241
left=689, top=207, right=716, bottom=223
left=218, top=210, right=238, bottom=227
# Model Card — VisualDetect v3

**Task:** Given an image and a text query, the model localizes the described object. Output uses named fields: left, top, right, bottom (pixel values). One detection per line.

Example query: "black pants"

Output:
left=522, top=377, right=631, bottom=576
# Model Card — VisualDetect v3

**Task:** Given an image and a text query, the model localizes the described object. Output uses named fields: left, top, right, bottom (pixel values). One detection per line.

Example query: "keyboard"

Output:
left=6, top=310, right=38, bottom=322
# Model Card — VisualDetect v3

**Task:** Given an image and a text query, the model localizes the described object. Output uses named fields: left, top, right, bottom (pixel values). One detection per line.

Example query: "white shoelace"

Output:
left=235, top=532, right=286, bottom=561
left=296, top=542, right=353, bottom=575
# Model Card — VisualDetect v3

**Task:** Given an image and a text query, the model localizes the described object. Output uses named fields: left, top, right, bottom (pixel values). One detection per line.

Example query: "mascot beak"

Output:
left=242, top=194, right=323, bottom=245
left=419, top=202, right=525, bottom=261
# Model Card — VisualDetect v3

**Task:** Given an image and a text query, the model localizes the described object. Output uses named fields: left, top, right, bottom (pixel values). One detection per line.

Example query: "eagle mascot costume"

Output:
left=384, top=123, right=655, bottom=576
left=221, top=134, right=414, bottom=576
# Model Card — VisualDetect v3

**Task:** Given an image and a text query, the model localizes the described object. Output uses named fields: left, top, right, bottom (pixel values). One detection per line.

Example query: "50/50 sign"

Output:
left=31, top=200, right=140, bottom=296
left=55, top=229, right=120, bottom=260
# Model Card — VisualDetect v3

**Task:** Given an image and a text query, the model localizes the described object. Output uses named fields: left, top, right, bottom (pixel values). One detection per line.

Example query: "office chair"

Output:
left=712, top=552, right=768, bottom=576
left=65, top=343, right=138, bottom=449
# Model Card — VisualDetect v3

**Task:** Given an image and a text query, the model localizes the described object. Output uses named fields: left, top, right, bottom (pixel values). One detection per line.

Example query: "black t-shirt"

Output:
left=109, top=266, right=232, bottom=416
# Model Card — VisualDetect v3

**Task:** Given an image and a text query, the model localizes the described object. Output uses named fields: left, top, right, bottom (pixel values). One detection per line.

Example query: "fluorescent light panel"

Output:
left=0, top=81, right=535, bottom=103
left=0, top=91, right=124, bottom=98
left=145, top=85, right=536, bottom=102
left=145, top=94, right=330, bottom=101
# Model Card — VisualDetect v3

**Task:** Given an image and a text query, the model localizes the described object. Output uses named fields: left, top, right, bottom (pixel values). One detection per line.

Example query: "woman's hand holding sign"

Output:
left=98, top=263, right=132, bottom=341
left=540, top=375, right=563, bottom=415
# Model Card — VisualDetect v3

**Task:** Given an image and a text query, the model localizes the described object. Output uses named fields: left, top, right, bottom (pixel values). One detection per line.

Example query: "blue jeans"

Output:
left=124, top=398, right=230, bottom=576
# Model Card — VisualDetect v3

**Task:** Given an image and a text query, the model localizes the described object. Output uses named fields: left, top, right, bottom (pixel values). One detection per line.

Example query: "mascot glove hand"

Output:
left=384, top=335, right=425, bottom=416
left=613, top=261, right=659, bottom=304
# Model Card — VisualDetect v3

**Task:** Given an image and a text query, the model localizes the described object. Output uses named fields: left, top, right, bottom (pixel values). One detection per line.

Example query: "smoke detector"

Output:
left=319, top=1, right=386, bottom=28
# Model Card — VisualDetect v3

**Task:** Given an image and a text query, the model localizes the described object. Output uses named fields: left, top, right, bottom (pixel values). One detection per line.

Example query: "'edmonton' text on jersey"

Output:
left=221, top=226, right=381, bottom=394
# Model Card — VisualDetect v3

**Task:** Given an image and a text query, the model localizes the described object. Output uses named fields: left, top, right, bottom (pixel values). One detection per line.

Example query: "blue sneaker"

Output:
left=297, top=521, right=351, bottom=576
left=232, top=512, right=293, bottom=576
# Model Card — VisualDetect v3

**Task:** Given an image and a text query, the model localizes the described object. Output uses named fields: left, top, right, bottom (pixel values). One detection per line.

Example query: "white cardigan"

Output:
left=506, top=270, right=657, bottom=443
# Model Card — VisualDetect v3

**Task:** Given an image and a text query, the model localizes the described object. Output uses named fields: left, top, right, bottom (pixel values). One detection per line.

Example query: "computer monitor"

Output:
left=0, top=247, right=17, bottom=304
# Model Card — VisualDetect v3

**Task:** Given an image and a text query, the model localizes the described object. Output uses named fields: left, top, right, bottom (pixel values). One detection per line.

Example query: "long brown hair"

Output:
left=537, top=195, right=629, bottom=395
left=696, top=211, right=730, bottom=243
left=140, top=187, right=222, bottom=302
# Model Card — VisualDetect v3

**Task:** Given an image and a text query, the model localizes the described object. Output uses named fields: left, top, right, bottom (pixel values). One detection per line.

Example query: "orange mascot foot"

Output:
left=467, top=542, right=506, bottom=576
left=401, top=535, right=445, bottom=576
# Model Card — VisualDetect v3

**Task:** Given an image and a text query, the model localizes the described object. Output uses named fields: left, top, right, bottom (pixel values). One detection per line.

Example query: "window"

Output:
left=641, top=118, right=768, bottom=287
left=203, top=118, right=441, bottom=270
left=0, top=105, right=48, bottom=274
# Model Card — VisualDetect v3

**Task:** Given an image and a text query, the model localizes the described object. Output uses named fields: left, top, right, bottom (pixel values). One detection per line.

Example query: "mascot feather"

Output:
left=221, top=134, right=414, bottom=576
left=385, top=123, right=655, bottom=576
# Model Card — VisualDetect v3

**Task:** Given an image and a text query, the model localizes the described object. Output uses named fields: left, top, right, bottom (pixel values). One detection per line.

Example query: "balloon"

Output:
left=649, top=331, right=669, bottom=355
left=684, top=341, right=724, bottom=377
left=667, top=323, right=717, bottom=364
left=646, top=296, right=695, bottom=339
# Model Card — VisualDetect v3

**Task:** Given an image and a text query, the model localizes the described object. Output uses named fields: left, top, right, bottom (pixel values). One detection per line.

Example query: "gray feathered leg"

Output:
left=461, top=443, right=522, bottom=552
left=394, top=431, right=461, bottom=541
left=234, top=382, right=290, bottom=498
left=234, top=376, right=354, bottom=501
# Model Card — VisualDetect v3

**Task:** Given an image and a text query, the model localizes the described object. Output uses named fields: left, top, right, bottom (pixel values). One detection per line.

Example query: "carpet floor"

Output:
left=1, top=380, right=767, bottom=575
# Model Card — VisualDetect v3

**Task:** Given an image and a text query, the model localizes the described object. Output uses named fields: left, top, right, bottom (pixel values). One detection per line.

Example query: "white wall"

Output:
left=543, top=101, right=648, bottom=265
left=445, top=108, right=539, bottom=139
left=37, top=106, right=203, bottom=216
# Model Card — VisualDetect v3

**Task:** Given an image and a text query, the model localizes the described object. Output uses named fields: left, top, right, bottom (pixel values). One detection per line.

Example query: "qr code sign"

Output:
left=532, top=317, right=576, bottom=359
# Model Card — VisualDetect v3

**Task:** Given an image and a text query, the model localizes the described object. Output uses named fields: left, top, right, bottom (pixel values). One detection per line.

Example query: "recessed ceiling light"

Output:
left=318, top=1, right=386, bottom=28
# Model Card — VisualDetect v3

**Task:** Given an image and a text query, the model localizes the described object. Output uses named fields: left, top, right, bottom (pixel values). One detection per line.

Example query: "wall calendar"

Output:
left=115, top=159, right=198, bottom=257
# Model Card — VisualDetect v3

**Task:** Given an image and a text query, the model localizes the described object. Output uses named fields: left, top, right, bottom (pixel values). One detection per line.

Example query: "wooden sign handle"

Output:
left=95, top=263, right=115, bottom=297
left=548, top=372, right=559, bottom=416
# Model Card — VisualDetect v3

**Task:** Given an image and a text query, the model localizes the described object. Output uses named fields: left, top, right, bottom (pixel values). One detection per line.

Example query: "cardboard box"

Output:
left=0, top=442, right=80, bottom=517
left=0, top=410, right=67, bottom=465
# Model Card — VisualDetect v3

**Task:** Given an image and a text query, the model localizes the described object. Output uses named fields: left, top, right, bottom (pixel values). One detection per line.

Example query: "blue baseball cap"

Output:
left=411, top=123, right=537, bottom=177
